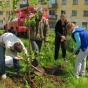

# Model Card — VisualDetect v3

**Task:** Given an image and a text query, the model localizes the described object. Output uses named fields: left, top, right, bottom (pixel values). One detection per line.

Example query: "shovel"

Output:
left=27, top=58, right=45, bottom=76
left=60, top=54, right=73, bottom=68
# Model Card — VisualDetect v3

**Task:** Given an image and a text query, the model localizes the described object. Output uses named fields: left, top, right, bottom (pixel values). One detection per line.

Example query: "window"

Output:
left=73, top=0, right=78, bottom=5
left=84, top=0, right=88, bottom=4
left=82, top=22, right=87, bottom=29
left=0, top=1, right=2, bottom=5
left=0, top=20, right=3, bottom=24
left=49, top=10, right=57, bottom=19
left=49, top=0, right=57, bottom=4
left=61, top=10, right=66, bottom=14
left=40, top=0, right=45, bottom=5
left=83, top=11, right=88, bottom=16
left=7, top=0, right=10, bottom=6
left=49, top=10, right=56, bottom=15
left=62, top=0, right=67, bottom=5
left=0, top=11, right=3, bottom=15
left=49, top=21, right=56, bottom=28
left=49, top=0, right=57, bottom=8
left=22, top=0, right=27, bottom=4
left=72, top=10, right=77, bottom=16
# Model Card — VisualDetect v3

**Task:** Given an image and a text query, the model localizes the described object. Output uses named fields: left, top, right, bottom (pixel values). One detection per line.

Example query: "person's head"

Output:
left=66, top=22, right=76, bottom=35
left=37, top=7, right=44, bottom=19
left=60, top=14, right=67, bottom=23
left=14, top=42, right=23, bottom=53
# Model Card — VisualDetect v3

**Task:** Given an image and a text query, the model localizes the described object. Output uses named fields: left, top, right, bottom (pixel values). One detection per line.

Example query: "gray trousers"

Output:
left=30, top=40, right=42, bottom=57
left=75, top=48, right=88, bottom=77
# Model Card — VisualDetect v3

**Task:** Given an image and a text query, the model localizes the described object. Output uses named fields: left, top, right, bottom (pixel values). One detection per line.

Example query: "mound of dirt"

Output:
left=0, top=65, right=66, bottom=88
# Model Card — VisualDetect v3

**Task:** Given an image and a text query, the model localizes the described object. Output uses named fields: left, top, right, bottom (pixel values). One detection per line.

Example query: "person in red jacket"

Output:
left=54, top=14, right=68, bottom=61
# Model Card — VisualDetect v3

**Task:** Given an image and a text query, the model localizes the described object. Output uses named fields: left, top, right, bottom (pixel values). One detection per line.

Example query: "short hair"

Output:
left=14, top=42, right=23, bottom=53
left=66, top=22, right=75, bottom=31
left=37, top=7, right=44, bottom=15
left=60, top=14, right=66, bottom=18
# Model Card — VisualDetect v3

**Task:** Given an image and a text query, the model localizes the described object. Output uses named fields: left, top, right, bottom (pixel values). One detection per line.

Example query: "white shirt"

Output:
left=0, top=32, right=28, bottom=59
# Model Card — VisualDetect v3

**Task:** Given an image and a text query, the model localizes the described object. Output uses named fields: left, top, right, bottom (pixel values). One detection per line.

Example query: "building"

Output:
left=0, top=0, right=88, bottom=29
left=48, top=0, right=88, bottom=29
left=0, top=0, right=48, bottom=29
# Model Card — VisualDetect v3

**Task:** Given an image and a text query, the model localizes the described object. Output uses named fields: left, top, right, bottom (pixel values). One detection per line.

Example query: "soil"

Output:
left=0, top=64, right=66, bottom=88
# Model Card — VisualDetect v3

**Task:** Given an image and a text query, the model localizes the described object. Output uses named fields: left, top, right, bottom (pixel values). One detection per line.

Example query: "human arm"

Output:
left=55, top=21, right=66, bottom=41
left=19, top=39, right=28, bottom=56
left=72, top=32, right=81, bottom=55
left=43, top=18, right=49, bottom=46
left=7, top=49, right=23, bottom=60
left=55, top=21, right=62, bottom=37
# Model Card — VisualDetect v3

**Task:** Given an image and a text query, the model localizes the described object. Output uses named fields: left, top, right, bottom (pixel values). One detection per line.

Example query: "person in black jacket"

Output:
left=54, top=14, right=68, bottom=61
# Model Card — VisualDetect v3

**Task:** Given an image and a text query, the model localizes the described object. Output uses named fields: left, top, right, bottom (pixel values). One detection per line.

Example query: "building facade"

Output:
left=49, top=0, right=88, bottom=29
left=0, top=0, right=88, bottom=29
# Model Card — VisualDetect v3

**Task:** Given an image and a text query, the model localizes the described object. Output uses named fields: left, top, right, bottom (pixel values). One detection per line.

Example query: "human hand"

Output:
left=61, top=39, right=65, bottom=42
left=18, top=56, right=23, bottom=60
left=61, top=36, right=66, bottom=41
left=72, top=50, right=76, bottom=55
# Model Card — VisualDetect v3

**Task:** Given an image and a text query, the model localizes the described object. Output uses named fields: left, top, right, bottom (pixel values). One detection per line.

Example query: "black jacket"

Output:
left=55, top=20, right=68, bottom=38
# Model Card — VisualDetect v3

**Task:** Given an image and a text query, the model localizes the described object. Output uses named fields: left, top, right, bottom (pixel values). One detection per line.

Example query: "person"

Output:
left=0, top=32, right=28, bottom=79
left=54, top=14, right=68, bottom=61
left=66, top=22, right=88, bottom=79
left=28, top=7, right=49, bottom=66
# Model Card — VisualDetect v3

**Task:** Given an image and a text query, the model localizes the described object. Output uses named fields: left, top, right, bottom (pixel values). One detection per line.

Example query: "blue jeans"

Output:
left=0, top=45, right=6, bottom=75
left=13, top=59, right=20, bottom=72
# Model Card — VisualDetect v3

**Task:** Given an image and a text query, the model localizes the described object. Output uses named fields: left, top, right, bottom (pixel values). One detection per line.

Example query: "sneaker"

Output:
left=75, top=75, right=79, bottom=79
left=1, top=74, right=6, bottom=79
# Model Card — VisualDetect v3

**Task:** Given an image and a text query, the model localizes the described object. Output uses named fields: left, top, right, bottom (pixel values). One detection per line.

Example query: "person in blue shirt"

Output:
left=66, top=22, right=88, bottom=79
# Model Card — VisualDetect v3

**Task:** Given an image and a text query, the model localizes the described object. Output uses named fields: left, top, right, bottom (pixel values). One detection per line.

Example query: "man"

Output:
left=0, top=32, right=28, bottom=79
left=29, top=7, right=49, bottom=65
left=54, top=14, right=68, bottom=61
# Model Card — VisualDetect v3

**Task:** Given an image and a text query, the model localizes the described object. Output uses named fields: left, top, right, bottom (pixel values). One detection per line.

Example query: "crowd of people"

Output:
left=0, top=7, right=88, bottom=80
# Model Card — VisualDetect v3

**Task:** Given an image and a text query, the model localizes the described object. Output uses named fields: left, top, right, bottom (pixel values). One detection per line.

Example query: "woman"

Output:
left=66, top=22, right=88, bottom=78
left=54, top=14, right=68, bottom=61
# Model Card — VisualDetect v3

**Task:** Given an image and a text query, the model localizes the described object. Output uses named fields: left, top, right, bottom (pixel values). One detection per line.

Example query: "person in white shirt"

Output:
left=0, top=32, right=28, bottom=79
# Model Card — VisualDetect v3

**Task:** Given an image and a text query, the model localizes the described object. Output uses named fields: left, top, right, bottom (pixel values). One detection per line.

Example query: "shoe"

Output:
left=80, top=74, right=85, bottom=77
left=1, top=74, right=6, bottom=79
left=75, top=75, right=79, bottom=79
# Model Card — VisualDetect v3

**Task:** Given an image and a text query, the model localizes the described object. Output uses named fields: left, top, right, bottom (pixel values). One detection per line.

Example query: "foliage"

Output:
left=30, top=0, right=49, bottom=6
left=0, top=30, right=88, bottom=87
left=0, top=29, right=5, bottom=35
left=12, top=0, right=19, bottom=12
left=24, top=13, right=38, bottom=26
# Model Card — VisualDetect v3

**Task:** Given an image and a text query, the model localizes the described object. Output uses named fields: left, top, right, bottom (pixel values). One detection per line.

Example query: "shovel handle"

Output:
left=30, top=64, right=42, bottom=73
left=66, top=53, right=73, bottom=60
left=27, top=58, right=43, bottom=73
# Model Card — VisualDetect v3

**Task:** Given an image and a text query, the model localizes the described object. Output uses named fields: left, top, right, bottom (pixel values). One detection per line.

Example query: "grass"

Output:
left=13, top=29, right=88, bottom=88
left=0, top=29, right=88, bottom=88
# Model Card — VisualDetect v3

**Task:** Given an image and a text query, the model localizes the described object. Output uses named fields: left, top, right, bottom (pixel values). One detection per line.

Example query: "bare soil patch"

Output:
left=0, top=64, right=66, bottom=88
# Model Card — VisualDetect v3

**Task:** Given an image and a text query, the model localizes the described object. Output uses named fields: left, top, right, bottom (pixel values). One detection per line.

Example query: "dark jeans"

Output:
left=13, top=59, right=20, bottom=72
left=0, top=45, right=6, bottom=75
left=30, top=40, right=42, bottom=57
left=54, top=36, right=66, bottom=60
